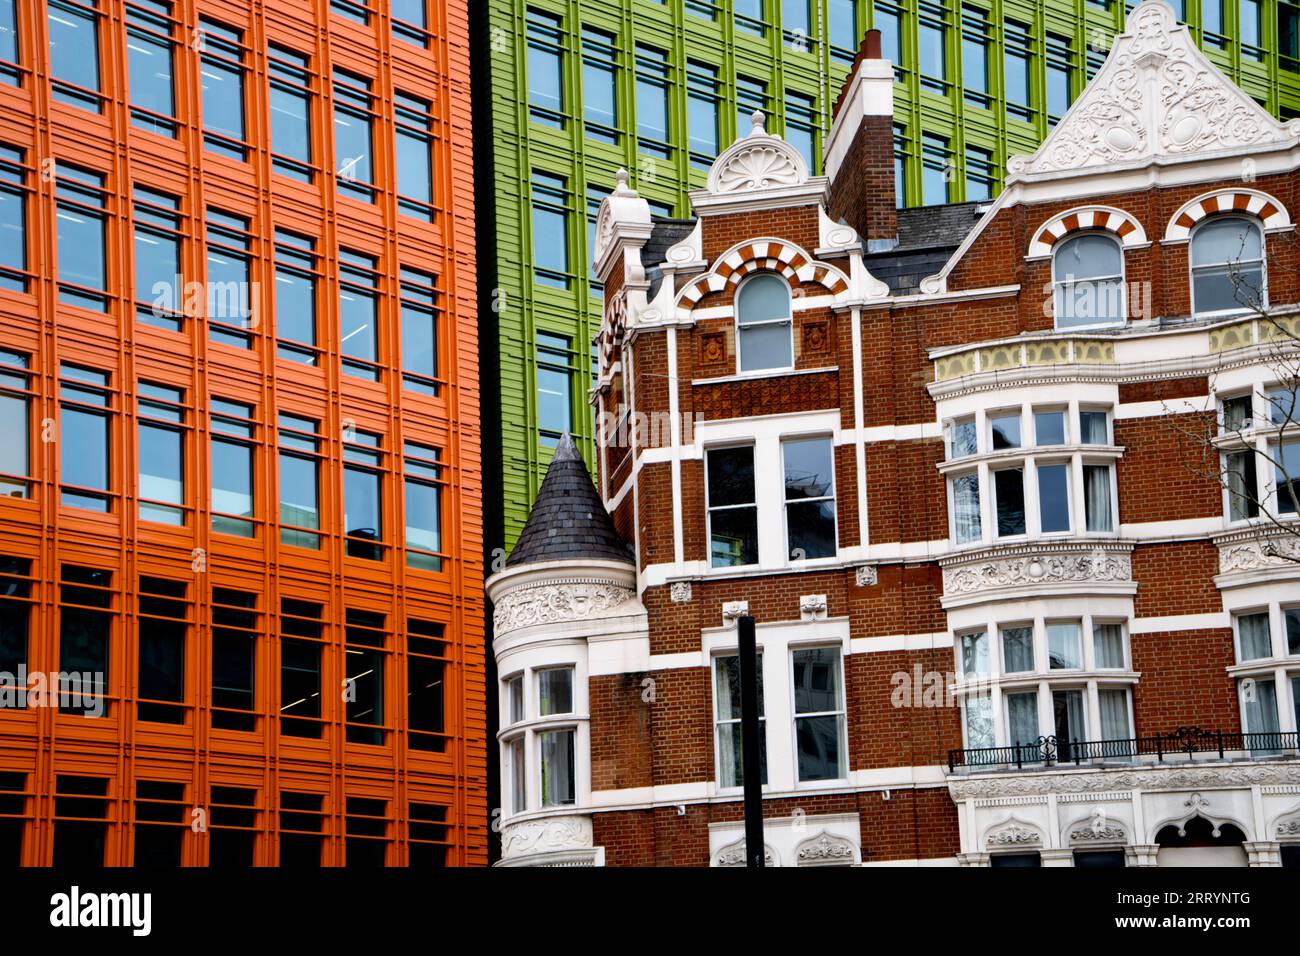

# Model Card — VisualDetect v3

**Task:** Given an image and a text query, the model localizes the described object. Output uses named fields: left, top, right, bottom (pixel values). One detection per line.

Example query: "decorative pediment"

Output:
left=795, top=830, right=858, bottom=866
left=1067, top=809, right=1129, bottom=845
left=984, top=817, right=1043, bottom=850
left=1006, top=0, right=1300, bottom=182
left=713, top=835, right=777, bottom=867
left=707, top=111, right=810, bottom=195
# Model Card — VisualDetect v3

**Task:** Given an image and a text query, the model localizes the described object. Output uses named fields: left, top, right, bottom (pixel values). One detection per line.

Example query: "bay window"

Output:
left=953, top=612, right=1136, bottom=765
left=944, top=402, right=1118, bottom=546
left=500, top=663, right=583, bottom=816
left=1229, top=601, right=1300, bottom=755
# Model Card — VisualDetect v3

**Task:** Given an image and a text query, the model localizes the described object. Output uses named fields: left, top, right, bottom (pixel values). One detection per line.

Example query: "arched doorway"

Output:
left=1155, top=816, right=1248, bottom=867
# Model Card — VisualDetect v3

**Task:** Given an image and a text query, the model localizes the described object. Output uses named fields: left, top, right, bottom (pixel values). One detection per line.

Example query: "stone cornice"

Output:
left=949, top=761, right=1300, bottom=801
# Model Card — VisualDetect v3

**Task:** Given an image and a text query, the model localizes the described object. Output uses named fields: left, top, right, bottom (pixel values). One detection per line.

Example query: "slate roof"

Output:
left=866, top=201, right=987, bottom=294
left=644, top=218, right=697, bottom=300
left=506, top=433, right=634, bottom=567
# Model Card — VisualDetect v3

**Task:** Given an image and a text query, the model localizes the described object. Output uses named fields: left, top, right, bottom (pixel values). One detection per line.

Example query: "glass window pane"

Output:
left=959, top=630, right=988, bottom=676
left=1001, top=626, right=1034, bottom=673
left=1034, top=411, right=1065, bottom=445
left=1037, top=462, right=1070, bottom=533
left=1006, top=691, right=1038, bottom=746
left=738, top=323, right=792, bottom=371
left=1237, top=612, right=1272, bottom=661
left=1084, top=464, right=1114, bottom=532
left=994, top=468, right=1025, bottom=536
left=1047, top=621, right=1082, bottom=669
left=539, top=729, right=575, bottom=806
left=952, top=472, right=981, bottom=544
left=792, top=647, right=843, bottom=781
left=538, top=667, right=573, bottom=715
left=990, top=413, right=1020, bottom=449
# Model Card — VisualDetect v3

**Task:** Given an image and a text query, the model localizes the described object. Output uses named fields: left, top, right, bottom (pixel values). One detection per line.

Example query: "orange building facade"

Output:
left=0, top=0, right=485, bottom=865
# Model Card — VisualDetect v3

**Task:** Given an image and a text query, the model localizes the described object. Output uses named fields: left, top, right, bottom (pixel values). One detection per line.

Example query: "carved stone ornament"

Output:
left=1069, top=809, right=1128, bottom=844
left=501, top=816, right=592, bottom=859
left=1218, top=535, right=1300, bottom=574
left=799, top=594, right=828, bottom=621
left=795, top=831, right=857, bottom=866
left=722, top=601, right=749, bottom=624
left=1273, top=805, right=1300, bottom=838
left=950, top=762, right=1300, bottom=802
left=1005, top=0, right=1300, bottom=180
left=493, top=581, right=635, bottom=634
left=714, top=835, right=776, bottom=867
left=943, top=547, right=1131, bottom=597
left=855, top=565, right=878, bottom=588
left=705, top=111, right=810, bottom=195
left=985, top=819, right=1043, bottom=848
left=670, top=581, right=692, bottom=604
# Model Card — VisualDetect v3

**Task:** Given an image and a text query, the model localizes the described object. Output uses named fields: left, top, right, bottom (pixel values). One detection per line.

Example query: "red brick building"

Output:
left=489, top=0, right=1300, bottom=867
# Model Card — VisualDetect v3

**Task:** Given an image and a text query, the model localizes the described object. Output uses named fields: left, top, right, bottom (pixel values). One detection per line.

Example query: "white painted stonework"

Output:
left=709, top=813, right=862, bottom=867
left=950, top=762, right=1300, bottom=866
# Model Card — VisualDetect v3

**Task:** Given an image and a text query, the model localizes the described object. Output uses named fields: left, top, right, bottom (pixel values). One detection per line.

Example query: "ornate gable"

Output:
left=1006, top=0, right=1300, bottom=181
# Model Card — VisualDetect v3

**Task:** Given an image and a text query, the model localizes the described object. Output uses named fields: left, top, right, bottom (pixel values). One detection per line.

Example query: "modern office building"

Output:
left=0, top=0, right=485, bottom=865
left=480, top=0, right=1300, bottom=554
left=489, top=2, right=1300, bottom=866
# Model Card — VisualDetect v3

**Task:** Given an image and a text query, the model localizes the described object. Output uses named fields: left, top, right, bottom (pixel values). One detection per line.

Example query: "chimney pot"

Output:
left=865, top=28, right=881, bottom=60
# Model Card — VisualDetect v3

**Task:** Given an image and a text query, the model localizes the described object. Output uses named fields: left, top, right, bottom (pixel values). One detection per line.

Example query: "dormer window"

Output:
left=1190, top=216, right=1265, bottom=316
left=1052, top=233, right=1125, bottom=329
left=736, top=273, right=793, bottom=372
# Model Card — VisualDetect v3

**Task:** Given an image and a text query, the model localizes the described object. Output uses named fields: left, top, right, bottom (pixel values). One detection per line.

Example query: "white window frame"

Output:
left=788, top=643, right=848, bottom=785
left=705, top=442, right=760, bottom=570
left=780, top=434, right=838, bottom=564
left=1051, top=230, right=1126, bottom=331
left=734, top=272, right=794, bottom=375
left=711, top=650, right=767, bottom=793
left=1189, top=214, right=1267, bottom=319
left=941, top=401, right=1119, bottom=549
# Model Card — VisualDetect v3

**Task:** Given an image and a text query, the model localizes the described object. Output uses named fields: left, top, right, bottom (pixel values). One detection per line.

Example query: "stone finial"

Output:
left=613, top=167, right=632, bottom=193
left=748, top=110, right=766, bottom=136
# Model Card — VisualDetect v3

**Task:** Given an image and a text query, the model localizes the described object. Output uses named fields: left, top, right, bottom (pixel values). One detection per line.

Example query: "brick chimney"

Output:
left=825, top=29, right=897, bottom=252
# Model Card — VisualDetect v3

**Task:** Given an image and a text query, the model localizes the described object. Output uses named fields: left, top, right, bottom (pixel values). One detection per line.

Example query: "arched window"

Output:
left=736, top=274, right=793, bottom=372
left=1190, top=216, right=1265, bottom=315
left=1052, top=233, right=1125, bottom=329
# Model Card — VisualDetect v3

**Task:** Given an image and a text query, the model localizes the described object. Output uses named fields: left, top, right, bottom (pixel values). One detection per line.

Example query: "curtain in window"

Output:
left=1001, top=626, right=1034, bottom=672
left=1084, top=464, right=1113, bottom=532
left=1097, top=691, right=1128, bottom=759
left=952, top=473, right=981, bottom=543
left=1093, top=623, right=1124, bottom=668
left=1238, top=613, right=1272, bottom=660
left=1242, top=677, right=1280, bottom=755
left=1006, top=692, right=1038, bottom=749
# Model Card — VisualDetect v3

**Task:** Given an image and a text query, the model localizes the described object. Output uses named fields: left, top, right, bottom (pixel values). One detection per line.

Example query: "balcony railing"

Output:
left=948, top=726, right=1300, bottom=773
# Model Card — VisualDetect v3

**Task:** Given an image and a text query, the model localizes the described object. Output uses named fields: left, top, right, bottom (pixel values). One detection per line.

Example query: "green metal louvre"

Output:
left=481, top=0, right=1300, bottom=553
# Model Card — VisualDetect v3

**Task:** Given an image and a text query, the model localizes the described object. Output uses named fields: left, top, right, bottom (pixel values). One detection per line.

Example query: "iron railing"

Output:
left=948, top=726, right=1300, bottom=772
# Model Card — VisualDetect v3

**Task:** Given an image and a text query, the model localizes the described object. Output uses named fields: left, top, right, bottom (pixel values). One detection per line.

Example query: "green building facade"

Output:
left=478, top=0, right=1300, bottom=552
